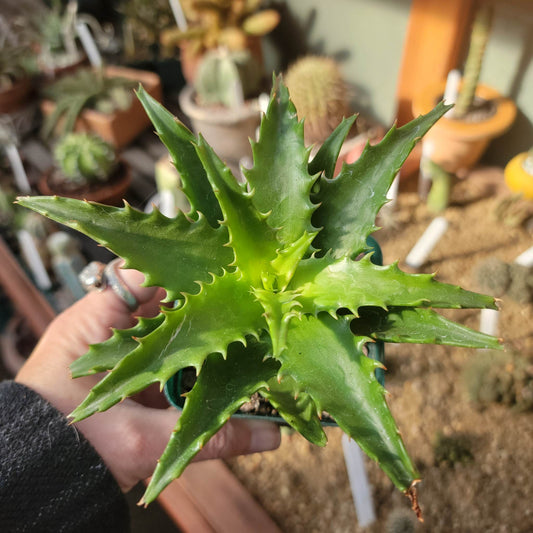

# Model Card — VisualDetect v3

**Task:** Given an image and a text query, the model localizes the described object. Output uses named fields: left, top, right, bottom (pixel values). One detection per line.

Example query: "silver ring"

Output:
left=78, top=258, right=138, bottom=311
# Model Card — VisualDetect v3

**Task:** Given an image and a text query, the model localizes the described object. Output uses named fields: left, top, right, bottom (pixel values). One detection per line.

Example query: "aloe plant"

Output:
left=18, top=78, right=501, bottom=516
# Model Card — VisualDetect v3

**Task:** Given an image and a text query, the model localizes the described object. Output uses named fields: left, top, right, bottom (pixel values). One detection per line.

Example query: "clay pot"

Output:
left=0, top=77, right=33, bottom=114
left=40, top=66, right=163, bottom=149
left=38, top=160, right=132, bottom=206
left=412, top=82, right=516, bottom=175
left=179, top=84, right=261, bottom=165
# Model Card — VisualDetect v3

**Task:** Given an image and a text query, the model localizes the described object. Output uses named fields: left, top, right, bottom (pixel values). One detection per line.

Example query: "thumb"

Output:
left=115, top=404, right=280, bottom=491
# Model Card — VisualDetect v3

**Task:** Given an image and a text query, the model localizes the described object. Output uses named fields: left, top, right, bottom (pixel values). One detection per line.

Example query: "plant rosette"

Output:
left=412, top=82, right=516, bottom=175
left=40, top=66, right=163, bottom=149
left=18, top=78, right=501, bottom=518
left=504, top=151, right=533, bottom=200
left=38, top=159, right=131, bottom=206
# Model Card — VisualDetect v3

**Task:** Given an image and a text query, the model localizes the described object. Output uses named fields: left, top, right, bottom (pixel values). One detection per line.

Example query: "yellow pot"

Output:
left=504, top=152, right=533, bottom=199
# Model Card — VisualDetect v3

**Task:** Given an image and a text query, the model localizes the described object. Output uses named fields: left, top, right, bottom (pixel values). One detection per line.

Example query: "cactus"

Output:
left=54, top=133, right=117, bottom=186
left=433, top=432, right=473, bottom=467
left=194, top=48, right=261, bottom=108
left=474, top=258, right=533, bottom=303
left=473, top=257, right=511, bottom=297
left=463, top=350, right=533, bottom=411
left=285, top=56, right=350, bottom=144
left=454, top=4, right=494, bottom=119
left=17, top=79, right=501, bottom=517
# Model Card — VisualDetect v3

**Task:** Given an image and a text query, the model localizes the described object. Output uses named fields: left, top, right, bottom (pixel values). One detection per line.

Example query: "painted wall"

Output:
left=481, top=2, right=533, bottom=165
left=270, top=0, right=412, bottom=126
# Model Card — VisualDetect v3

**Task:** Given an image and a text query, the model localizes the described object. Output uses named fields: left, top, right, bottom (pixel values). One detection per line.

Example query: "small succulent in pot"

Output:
left=53, top=132, right=117, bottom=188
left=18, top=78, right=501, bottom=517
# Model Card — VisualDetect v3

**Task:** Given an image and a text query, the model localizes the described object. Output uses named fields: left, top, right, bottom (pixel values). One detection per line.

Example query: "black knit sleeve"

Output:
left=0, top=380, right=130, bottom=533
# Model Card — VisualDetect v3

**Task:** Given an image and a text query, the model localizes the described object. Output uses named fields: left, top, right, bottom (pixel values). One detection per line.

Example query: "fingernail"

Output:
left=247, top=420, right=281, bottom=452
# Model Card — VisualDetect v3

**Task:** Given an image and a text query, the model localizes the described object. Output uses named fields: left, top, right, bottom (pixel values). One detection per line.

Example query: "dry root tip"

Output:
left=406, top=481, right=424, bottom=523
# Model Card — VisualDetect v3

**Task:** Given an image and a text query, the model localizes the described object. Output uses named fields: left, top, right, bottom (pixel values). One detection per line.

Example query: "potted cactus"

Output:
left=18, top=79, right=501, bottom=518
left=284, top=55, right=351, bottom=145
left=179, top=47, right=264, bottom=166
left=38, top=132, right=131, bottom=205
left=412, top=3, right=516, bottom=175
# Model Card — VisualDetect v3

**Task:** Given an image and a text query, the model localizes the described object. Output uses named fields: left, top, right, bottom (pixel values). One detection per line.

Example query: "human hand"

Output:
left=15, top=263, right=280, bottom=493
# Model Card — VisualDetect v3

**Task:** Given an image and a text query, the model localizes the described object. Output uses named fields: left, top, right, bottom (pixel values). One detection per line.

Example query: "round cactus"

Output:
left=54, top=133, right=117, bottom=186
left=285, top=56, right=350, bottom=144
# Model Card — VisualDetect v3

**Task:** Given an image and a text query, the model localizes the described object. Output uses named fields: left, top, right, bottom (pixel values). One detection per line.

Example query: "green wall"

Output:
left=275, top=0, right=412, bottom=126
left=481, top=2, right=533, bottom=165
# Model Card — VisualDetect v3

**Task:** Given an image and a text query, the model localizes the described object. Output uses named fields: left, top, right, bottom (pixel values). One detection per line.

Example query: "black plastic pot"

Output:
left=164, top=236, right=385, bottom=424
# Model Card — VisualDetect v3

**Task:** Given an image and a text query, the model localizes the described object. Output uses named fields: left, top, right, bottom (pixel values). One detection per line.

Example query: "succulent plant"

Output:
left=54, top=133, right=117, bottom=186
left=160, top=0, right=280, bottom=57
left=285, top=56, right=350, bottom=144
left=42, top=68, right=136, bottom=138
left=195, top=48, right=261, bottom=107
left=18, top=79, right=501, bottom=516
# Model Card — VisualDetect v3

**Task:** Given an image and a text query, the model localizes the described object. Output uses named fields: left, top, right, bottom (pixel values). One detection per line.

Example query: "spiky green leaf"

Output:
left=70, top=271, right=266, bottom=421
left=280, top=314, right=417, bottom=491
left=70, top=314, right=165, bottom=378
left=244, top=79, right=317, bottom=246
left=142, top=340, right=280, bottom=504
left=308, top=115, right=356, bottom=179
left=136, top=86, right=222, bottom=226
left=16, top=196, right=233, bottom=300
left=291, top=254, right=497, bottom=314
left=313, top=102, right=451, bottom=258
left=195, top=135, right=279, bottom=281
left=352, top=306, right=502, bottom=349
left=261, top=374, right=327, bottom=446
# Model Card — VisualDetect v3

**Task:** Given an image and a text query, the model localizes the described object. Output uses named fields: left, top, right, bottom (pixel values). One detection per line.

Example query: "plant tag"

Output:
left=4, top=144, right=31, bottom=193
left=169, top=0, right=188, bottom=31
left=444, top=69, right=461, bottom=117
left=76, top=21, right=102, bottom=67
left=405, top=216, right=448, bottom=269
left=479, top=308, right=499, bottom=336
left=342, top=434, right=376, bottom=527
left=515, top=246, right=533, bottom=267
left=17, top=230, right=52, bottom=290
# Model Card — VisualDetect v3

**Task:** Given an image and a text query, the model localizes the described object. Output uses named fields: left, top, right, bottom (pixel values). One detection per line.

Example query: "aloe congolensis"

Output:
left=18, top=79, right=501, bottom=516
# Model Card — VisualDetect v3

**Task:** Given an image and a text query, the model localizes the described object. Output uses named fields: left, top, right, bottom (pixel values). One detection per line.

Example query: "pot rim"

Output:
left=178, top=84, right=261, bottom=126
left=412, top=82, right=516, bottom=141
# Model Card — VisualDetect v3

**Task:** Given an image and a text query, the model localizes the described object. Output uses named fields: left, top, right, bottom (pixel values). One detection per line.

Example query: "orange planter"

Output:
left=41, top=66, right=162, bottom=149
left=412, top=82, right=516, bottom=174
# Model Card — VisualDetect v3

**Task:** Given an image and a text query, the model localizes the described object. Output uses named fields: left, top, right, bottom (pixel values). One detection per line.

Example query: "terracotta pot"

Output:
left=38, top=160, right=132, bottom=206
left=179, top=84, right=260, bottom=165
left=0, top=77, right=33, bottom=114
left=412, top=82, right=516, bottom=174
left=40, top=66, right=163, bottom=149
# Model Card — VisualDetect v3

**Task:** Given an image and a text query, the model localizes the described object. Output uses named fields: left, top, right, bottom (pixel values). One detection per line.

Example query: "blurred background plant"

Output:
left=433, top=432, right=474, bottom=468
left=160, top=0, right=280, bottom=58
left=463, top=350, right=533, bottom=412
left=41, top=68, right=136, bottom=138
left=284, top=55, right=350, bottom=144
left=53, top=132, right=117, bottom=188
left=119, top=0, right=175, bottom=61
